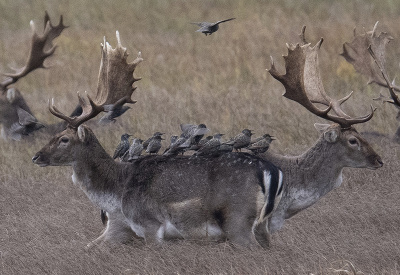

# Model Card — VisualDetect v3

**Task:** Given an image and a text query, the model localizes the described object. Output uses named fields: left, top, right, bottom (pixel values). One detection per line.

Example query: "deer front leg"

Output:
left=86, top=212, right=136, bottom=249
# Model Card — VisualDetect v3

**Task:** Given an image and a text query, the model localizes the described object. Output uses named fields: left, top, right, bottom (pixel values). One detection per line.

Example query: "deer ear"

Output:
left=314, top=123, right=338, bottom=143
left=77, top=125, right=89, bottom=143
left=314, top=123, right=331, bottom=134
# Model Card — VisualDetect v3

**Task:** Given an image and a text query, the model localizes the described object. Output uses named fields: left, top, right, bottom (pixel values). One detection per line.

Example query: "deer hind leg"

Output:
left=253, top=219, right=271, bottom=249
left=222, top=210, right=259, bottom=248
left=86, top=213, right=135, bottom=249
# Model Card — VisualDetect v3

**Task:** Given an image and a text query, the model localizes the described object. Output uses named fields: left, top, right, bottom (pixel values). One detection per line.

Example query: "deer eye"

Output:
left=60, top=137, right=69, bottom=143
left=348, top=137, right=358, bottom=145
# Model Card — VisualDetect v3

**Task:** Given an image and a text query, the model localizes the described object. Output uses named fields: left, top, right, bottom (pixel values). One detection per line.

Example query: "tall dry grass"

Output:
left=1, top=0, right=400, bottom=274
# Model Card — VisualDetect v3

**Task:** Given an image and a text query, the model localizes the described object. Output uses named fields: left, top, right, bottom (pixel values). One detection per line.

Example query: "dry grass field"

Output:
left=1, top=0, right=400, bottom=274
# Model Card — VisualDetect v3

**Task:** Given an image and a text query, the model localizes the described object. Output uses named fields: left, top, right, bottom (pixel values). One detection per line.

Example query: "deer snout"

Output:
left=368, top=154, right=383, bottom=169
left=32, top=152, right=48, bottom=167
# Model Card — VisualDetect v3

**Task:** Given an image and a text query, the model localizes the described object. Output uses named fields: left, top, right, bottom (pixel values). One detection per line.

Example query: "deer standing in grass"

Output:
left=0, top=12, right=67, bottom=140
left=260, top=27, right=383, bottom=236
left=32, top=32, right=283, bottom=248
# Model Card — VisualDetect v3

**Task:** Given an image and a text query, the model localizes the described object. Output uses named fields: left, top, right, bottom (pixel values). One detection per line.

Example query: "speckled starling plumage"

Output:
left=226, top=129, right=253, bottom=152
left=163, top=134, right=188, bottom=156
left=247, top=134, right=275, bottom=155
left=143, top=132, right=164, bottom=150
left=188, top=135, right=213, bottom=151
left=163, top=135, right=179, bottom=154
left=146, top=135, right=163, bottom=155
left=191, top=18, right=235, bottom=36
left=127, top=138, right=144, bottom=161
left=195, top=133, right=224, bottom=156
left=113, top=133, right=131, bottom=159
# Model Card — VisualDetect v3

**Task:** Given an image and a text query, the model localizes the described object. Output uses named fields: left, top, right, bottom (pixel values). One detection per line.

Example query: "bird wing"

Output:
left=9, top=122, right=24, bottom=141
left=190, top=22, right=211, bottom=27
left=180, top=123, right=196, bottom=132
left=213, top=18, right=236, bottom=25
left=17, top=107, right=38, bottom=126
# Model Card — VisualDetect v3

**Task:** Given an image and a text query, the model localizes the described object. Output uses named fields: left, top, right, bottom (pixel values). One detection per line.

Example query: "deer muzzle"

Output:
left=32, top=151, right=49, bottom=167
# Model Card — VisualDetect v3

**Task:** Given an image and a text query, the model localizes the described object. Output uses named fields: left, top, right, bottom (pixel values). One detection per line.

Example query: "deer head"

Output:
left=33, top=31, right=143, bottom=166
left=268, top=27, right=381, bottom=171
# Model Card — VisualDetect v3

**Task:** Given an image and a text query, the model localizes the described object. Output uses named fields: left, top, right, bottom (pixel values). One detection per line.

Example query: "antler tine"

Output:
left=299, top=25, right=308, bottom=46
left=49, top=98, right=73, bottom=125
left=48, top=92, right=105, bottom=129
left=269, top=26, right=375, bottom=128
left=1, top=12, right=67, bottom=91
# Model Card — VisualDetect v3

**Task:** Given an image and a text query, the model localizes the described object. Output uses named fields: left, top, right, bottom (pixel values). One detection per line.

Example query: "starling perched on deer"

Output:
left=163, top=134, right=188, bottom=156
left=247, top=134, right=275, bottom=155
left=179, top=123, right=210, bottom=149
left=113, top=133, right=131, bottom=159
left=225, top=129, right=253, bottom=152
left=143, top=132, right=164, bottom=150
left=195, top=133, right=224, bottom=156
left=162, top=135, right=179, bottom=154
left=146, top=135, right=164, bottom=155
left=126, top=138, right=144, bottom=161
left=188, top=135, right=213, bottom=152
left=191, top=18, right=235, bottom=36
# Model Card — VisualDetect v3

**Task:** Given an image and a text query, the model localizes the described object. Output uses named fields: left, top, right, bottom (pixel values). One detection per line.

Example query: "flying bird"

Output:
left=191, top=18, right=235, bottom=36
left=9, top=107, right=45, bottom=140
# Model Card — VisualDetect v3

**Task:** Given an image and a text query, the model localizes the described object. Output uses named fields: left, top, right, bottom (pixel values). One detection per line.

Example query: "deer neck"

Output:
left=264, top=137, right=344, bottom=218
left=71, top=140, right=127, bottom=212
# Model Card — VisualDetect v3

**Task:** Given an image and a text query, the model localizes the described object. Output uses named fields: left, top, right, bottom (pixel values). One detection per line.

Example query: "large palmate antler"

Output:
left=0, top=12, right=67, bottom=92
left=341, top=22, right=398, bottom=92
left=268, top=26, right=375, bottom=129
left=341, top=22, right=400, bottom=110
left=49, top=31, right=143, bottom=129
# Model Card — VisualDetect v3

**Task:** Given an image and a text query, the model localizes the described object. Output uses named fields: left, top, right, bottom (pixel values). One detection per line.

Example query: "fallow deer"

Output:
left=261, top=27, right=383, bottom=238
left=0, top=12, right=67, bottom=140
left=32, top=32, right=283, bottom=248
left=341, top=22, right=400, bottom=143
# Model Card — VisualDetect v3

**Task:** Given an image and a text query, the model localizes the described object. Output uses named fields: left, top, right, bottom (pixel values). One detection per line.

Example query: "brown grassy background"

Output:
left=1, top=0, right=400, bottom=274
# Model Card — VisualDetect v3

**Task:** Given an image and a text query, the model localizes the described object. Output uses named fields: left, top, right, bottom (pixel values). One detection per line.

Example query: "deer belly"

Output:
left=162, top=199, right=224, bottom=240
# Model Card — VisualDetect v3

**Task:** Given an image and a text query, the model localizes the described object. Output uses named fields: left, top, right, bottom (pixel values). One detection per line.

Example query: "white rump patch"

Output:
left=263, top=170, right=271, bottom=194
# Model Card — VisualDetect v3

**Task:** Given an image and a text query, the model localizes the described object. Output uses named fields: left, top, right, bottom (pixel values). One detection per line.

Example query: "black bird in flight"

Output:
left=191, top=18, right=235, bottom=36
